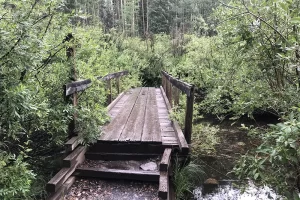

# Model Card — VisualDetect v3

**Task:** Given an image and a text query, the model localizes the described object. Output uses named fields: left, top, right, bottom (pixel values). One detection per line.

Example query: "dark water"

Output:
left=193, top=180, right=286, bottom=200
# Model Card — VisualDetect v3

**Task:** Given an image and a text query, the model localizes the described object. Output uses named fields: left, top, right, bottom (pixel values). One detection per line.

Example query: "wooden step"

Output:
left=75, top=167, right=160, bottom=182
left=158, top=172, right=169, bottom=199
left=85, top=152, right=160, bottom=161
left=160, top=148, right=172, bottom=172
left=89, top=142, right=165, bottom=154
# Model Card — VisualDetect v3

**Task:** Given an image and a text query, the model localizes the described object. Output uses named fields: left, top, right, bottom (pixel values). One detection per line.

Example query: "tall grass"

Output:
left=173, top=159, right=205, bottom=199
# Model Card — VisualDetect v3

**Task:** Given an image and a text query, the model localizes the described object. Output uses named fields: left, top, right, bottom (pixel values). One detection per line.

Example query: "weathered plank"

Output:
left=161, top=71, right=192, bottom=97
left=62, top=146, right=87, bottom=168
left=173, top=120, right=189, bottom=154
left=160, top=86, right=189, bottom=153
left=85, top=152, right=160, bottom=161
left=65, top=136, right=80, bottom=153
left=75, top=167, right=159, bottom=182
left=97, top=70, right=129, bottom=81
left=47, top=176, right=76, bottom=200
left=107, top=92, right=125, bottom=111
left=160, top=86, right=172, bottom=111
left=64, top=79, right=92, bottom=96
left=141, top=88, right=161, bottom=143
left=160, top=148, right=172, bottom=172
left=100, top=88, right=142, bottom=141
left=46, top=151, right=85, bottom=193
left=159, top=171, right=169, bottom=199
left=119, top=88, right=149, bottom=142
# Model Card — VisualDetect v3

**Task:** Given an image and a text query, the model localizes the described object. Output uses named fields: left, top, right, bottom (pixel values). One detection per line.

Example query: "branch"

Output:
left=241, top=0, right=287, bottom=42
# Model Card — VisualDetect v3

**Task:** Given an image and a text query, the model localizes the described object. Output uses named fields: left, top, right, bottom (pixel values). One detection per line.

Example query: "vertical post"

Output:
left=184, top=85, right=195, bottom=144
left=107, top=79, right=112, bottom=104
left=168, top=81, right=173, bottom=108
left=66, top=41, right=77, bottom=138
left=116, top=77, right=120, bottom=94
left=174, top=87, right=180, bottom=106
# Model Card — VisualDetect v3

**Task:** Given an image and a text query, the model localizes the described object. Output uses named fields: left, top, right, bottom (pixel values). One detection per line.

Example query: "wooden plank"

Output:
left=65, top=136, right=80, bottom=153
left=65, top=79, right=92, bottom=96
left=47, top=176, right=76, bottom=200
left=142, top=88, right=161, bottom=143
left=160, top=86, right=189, bottom=154
left=160, top=148, right=172, bottom=172
left=161, top=71, right=192, bottom=96
left=159, top=171, right=169, bottom=199
left=89, top=142, right=165, bottom=154
left=85, top=152, right=160, bottom=161
left=75, top=167, right=159, bottom=182
left=119, top=88, right=149, bottom=142
left=46, top=152, right=85, bottom=193
left=97, top=70, right=129, bottom=81
left=160, top=86, right=171, bottom=111
left=161, top=132, right=176, bottom=137
left=100, top=88, right=142, bottom=141
left=107, top=92, right=125, bottom=111
left=173, top=120, right=189, bottom=154
left=62, top=146, right=87, bottom=167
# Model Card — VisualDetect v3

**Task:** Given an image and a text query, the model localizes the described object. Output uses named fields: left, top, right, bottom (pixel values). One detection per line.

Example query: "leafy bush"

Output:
left=192, top=124, right=220, bottom=156
left=0, top=153, right=35, bottom=200
left=233, top=108, right=300, bottom=196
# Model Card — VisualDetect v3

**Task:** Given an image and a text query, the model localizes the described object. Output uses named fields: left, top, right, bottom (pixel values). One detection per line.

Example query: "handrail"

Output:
left=63, top=70, right=129, bottom=138
left=161, top=71, right=195, bottom=144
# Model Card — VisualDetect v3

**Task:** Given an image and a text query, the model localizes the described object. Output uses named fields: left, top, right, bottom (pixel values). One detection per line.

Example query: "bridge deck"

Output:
left=99, top=87, right=178, bottom=146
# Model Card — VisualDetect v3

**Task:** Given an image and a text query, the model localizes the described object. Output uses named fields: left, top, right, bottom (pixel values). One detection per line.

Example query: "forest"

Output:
left=1, top=0, right=300, bottom=199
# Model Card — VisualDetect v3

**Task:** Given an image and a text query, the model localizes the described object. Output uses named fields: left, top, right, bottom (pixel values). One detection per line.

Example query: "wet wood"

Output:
left=46, top=151, right=85, bottom=193
left=97, top=70, right=129, bottom=81
left=160, top=148, right=172, bottom=172
left=100, top=88, right=142, bottom=141
left=173, top=120, right=189, bottom=154
left=119, top=88, right=149, bottom=142
left=75, top=167, right=160, bottom=182
left=64, top=79, right=92, bottom=96
left=161, top=71, right=192, bottom=97
left=158, top=171, right=169, bottom=199
left=47, top=176, right=75, bottom=200
left=85, top=152, right=160, bottom=161
left=142, top=88, right=161, bottom=143
left=184, top=85, right=195, bottom=144
left=107, top=92, right=125, bottom=111
left=63, top=146, right=87, bottom=168
left=65, top=136, right=80, bottom=153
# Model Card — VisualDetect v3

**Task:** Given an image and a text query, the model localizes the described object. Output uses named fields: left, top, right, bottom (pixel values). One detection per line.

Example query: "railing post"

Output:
left=116, top=77, right=120, bottom=94
left=184, top=85, right=195, bottom=144
left=174, top=87, right=180, bottom=106
left=168, top=81, right=173, bottom=108
left=66, top=38, right=77, bottom=138
left=107, top=79, right=112, bottom=104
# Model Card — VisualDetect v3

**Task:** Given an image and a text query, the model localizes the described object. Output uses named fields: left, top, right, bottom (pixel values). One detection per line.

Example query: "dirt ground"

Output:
left=65, top=178, right=159, bottom=200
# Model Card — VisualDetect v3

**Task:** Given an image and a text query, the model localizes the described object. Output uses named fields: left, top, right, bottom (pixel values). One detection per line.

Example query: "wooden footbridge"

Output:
left=46, top=71, right=195, bottom=200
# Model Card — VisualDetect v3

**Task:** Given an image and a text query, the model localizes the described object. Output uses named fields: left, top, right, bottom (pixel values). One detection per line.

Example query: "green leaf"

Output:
left=291, top=17, right=300, bottom=24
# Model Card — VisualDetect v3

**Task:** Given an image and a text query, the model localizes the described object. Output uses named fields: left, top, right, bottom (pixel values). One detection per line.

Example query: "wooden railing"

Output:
left=97, top=70, right=129, bottom=104
left=63, top=70, right=128, bottom=138
left=161, top=71, right=195, bottom=144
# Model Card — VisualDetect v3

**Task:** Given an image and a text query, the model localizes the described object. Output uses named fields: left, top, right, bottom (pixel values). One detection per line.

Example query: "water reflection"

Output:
left=193, top=180, right=284, bottom=200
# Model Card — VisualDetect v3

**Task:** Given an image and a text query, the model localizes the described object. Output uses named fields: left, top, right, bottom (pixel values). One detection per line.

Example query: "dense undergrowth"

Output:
left=1, top=0, right=300, bottom=199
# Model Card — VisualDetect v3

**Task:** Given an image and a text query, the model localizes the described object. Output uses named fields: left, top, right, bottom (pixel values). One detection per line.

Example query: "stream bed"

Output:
left=193, top=180, right=285, bottom=200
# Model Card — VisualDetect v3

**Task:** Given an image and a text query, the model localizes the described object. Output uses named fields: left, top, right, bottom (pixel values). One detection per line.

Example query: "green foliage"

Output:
left=0, top=153, right=35, bottom=200
left=234, top=108, right=300, bottom=196
left=173, top=160, right=205, bottom=200
left=192, top=124, right=220, bottom=156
